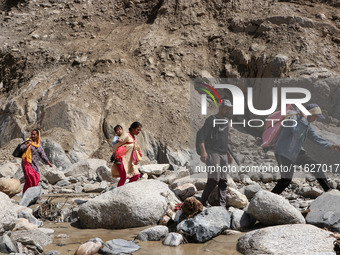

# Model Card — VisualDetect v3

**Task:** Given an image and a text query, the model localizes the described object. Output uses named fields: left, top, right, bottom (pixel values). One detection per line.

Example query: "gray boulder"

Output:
left=162, top=233, right=183, bottom=247
left=83, top=182, right=108, bottom=193
left=96, top=166, right=114, bottom=182
left=176, top=207, right=231, bottom=243
left=10, top=229, right=53, bottom=247
left=64, top=159, right=107, bottom=180
left=42, top=167, right=65, bottom=185
left=0, top=233, right=17, bottom=253
left=0, top=192, right=18, bottom=234
left=99, top=239, right=140, bottom=254
left=306, top=189, right=340, bottom=231
left=78, top=180, right=179, bottom=229
left=247, top=190, right=305, bottom=225
left=229, top=207, right=256, bottom=230
left=157, top=169, right=190, bottom=185
left=136, top=226, right=169, bottom=241
left=19, top=186, right=42, bottom=207
left=243, top=183, right=261, bottom=200
left=237, top=224, right=336, bottom=255
left=139, top=164, right=169, bottom=176
left=41, top=139, right=72, bottom=169
left=299, top=186, right=323, bottom=199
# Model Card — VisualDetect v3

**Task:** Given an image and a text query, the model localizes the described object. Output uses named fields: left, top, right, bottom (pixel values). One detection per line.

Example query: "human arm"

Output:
left=197, top=116, right=214, bottom=163
left=38, top=146, right=53, bottom=167
left=112, top=133, right=129, bottom=153
left=306, top=125, right=332, bottom=149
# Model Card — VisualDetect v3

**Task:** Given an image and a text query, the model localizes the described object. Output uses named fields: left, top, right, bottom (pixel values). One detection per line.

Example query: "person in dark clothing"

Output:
left=198, top=99, right=233, bottom=207
left=272, top=104, right=340, bottom=194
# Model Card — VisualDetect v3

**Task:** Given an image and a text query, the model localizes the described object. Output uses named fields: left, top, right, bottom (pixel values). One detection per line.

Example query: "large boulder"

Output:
left=306, top=189, right=340, bottom=231
left=237, top=224, right=336, bottom=255
left=64, top=159, right=107, bottom=180
left=0, top=162, right=21, bottom=178
left=19, top=186, right=42, bottom=207
left=42, top=167, right=65, bottom=185
left=0, top=178, right=21, bottom=197
left=176, top=207, right=231, bottom=243
left=247, top=190, right=305, bottom=225
left=10, top=229, right=52, bottom=247
left=41, top=139, right=72, bottom=169
left=78, top=180, right=180, bottom=229
left=229, top=207, right=256, bottom=230
left=0, top=192, right=18, bottom=234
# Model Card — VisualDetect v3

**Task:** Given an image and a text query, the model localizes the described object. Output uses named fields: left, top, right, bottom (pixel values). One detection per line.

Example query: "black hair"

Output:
left=32, top=129, right=40, bottom=134
left=114, top=125, right=123, bottom=133
left=129, top=121, right=142, bottom=132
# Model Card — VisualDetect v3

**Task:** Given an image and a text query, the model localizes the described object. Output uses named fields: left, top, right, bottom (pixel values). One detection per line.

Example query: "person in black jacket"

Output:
left=198, top=99, right=233, bottom=207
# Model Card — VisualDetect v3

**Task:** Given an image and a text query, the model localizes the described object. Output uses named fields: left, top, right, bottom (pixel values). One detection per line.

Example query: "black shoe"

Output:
left=114, top=159, right=121, bottom=165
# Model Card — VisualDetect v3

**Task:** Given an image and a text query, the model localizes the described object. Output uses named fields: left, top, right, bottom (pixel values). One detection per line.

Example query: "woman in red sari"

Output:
left=111, top=122, right=143, bottom=187
left=20, top=129, right=53, bottom=194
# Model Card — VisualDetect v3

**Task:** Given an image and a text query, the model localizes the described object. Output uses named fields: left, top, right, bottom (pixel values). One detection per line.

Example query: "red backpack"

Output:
left=261, top=104, right=296, bottom=149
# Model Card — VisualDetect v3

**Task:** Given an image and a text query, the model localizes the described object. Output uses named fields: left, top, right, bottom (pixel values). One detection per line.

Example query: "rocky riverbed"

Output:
left=1, top=158, right=340, bottom=254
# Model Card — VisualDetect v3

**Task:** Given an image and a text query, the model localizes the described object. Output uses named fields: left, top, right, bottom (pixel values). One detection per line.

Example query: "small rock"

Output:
left=136, top=226, right=169, bottom=241
left=226, top=187, right=248, bottom=209
left=162, top=233, right=183, bottom=246
left=19, top=186, right=42, bottom=207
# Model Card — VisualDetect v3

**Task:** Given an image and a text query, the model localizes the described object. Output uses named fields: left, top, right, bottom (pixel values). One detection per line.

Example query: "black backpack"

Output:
left=12, top=141, right=27, bottom=158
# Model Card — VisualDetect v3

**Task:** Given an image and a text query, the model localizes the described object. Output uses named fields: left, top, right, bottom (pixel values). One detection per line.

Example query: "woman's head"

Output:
left=31, top=129, right=40, bottom=142
left=129, top=122, right=142, bottom=136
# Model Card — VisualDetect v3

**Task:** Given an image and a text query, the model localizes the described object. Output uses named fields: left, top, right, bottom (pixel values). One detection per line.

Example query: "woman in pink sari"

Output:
left=20, top=129, right=53, bottom=194
left=111, top=122, right=143, bottom=187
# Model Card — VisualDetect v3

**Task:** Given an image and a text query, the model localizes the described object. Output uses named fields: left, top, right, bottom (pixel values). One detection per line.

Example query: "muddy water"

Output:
left=21, top=194, right=242, bottom=254
left=43, top=221, right=243, bottom=255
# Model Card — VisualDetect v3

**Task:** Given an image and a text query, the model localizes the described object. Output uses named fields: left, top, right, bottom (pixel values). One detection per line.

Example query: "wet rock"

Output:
left=237, top=224, right=335, bottom=255
left=306, top=189, right=340, bottom=231
left=76, top=240, right=102, bottom=255
left=173, top=183, right=197, bottom=200
left=247, top=190, right=305, bottom=225
left=17, top=211, right=43, bottom=227
left=99, top=239, right=140, bottom=254
left=226, top=187, right=248, bottom=209
left=162, top=233, right=183, bottom=246
left=299, top=186, right=323, bottom=199
left=136, top=225, right=169, bottom=241
left=0, top=233, right=17, bottom=253
left=19, top=186, right=42, bottom=207
left=10, top=229, right=52, bottom=247
left=139, top=164, right=169, bottom=176
left=176, top=207, right=231, bottom=243
left=78, top=180, right=180, bottom=229
left=0, top=177, right=21, bottom=197
left=243, top=183, right=261, bottom=200
left=229, top=207, right=256, bottom=230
